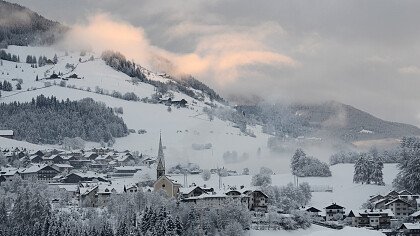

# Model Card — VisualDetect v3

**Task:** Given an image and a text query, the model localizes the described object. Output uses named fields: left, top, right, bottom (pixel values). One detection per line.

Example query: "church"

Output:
left=153, top=134, right=181, bottom=198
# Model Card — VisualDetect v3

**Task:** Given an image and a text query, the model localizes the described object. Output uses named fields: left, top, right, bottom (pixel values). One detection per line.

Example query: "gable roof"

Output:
left=384, top=198, right=411, bottom=206
left=306, top=207, right=321, bottom=213
left=325, top=203, right=345, bottom=209
left=411, top=210, right=420, bottom=218
left=351, top=209, right=394, bottom=217
left=398, top=190, right=413, bottom=195
left=400, top=223, right=420, bottom=230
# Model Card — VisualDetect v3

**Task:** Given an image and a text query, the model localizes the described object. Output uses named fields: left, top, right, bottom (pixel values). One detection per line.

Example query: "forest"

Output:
left=0, top=95, right=128, bottom=144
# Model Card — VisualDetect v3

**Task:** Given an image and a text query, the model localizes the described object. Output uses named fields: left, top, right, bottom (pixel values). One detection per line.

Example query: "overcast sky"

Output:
left=9, top=0, right=420, bottom=126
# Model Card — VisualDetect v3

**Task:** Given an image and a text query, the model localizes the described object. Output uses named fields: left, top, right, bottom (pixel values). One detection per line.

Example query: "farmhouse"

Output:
left=385, top=198, right=414, bottom=219
left=325, top=203, right=345, bottom=221
left=347, top=209, right=394, bottom=228
left=19, top=164, right=60, bottom=183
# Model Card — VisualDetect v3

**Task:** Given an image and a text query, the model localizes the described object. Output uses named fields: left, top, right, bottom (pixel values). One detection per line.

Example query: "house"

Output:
left=245, top=190, right=268, bottom=212
left=179, top=186, right=206, bottom=199
left=115, top=154, right=135, bottom=165
left=373, top=198, right=389, bottom=209
left=43, top=155, right=64, bottom=165
left=399, top=190, right=413, bottom=196
left=95, top=155, right=113, bottom=164
left=30, top=150, right=45, bottom=157
left=142, top=157, right=156, bottom=166
left=369, top=194, right=384, bottom=203
left=79, top=185, right=99, bottom=207
left=324, top=203, right=345, bottom=221
left=385, top=198, right=414, bottom=218
left=29, top=155, right=43, bottom=163
left=62, top=172, right=109, bottom=183
left=385, top=190, right=400, bottom=199
left=0, top=169, right=20, bottom=182
left=172, top=99, right=188, bottom=107
left=69, top=160, right=92, bottom=169
left=399, top=223, right=420, bottom=236
left=0, top=130, right=14, bottom=139
left=306, top=207, right=322, bottom=217
left=347, top=209, right=394, bottom=228
left=125, top=185, right=139, bottom=193
left=411, top=210, right=420, bottom=222
left=181, top=191, right=250, bottom=209
left=19, top=165, right=60, bottom=183
left=52, top=164, right=74, bottom=175
left=83, top=152, right=99, bottom=160
left=113, top=166, right=143, bottom=177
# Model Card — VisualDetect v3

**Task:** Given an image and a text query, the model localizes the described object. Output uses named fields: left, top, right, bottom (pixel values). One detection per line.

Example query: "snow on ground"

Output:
left=0, top=137, right=46, bottom=150
left=250, top=226, right=385, bottom=236
left=170, top=164, right=398, bottom=210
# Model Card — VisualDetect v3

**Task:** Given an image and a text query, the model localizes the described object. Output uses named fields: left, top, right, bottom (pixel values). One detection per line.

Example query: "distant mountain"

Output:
left=0, top=0, right=67, bottom=47
left=237, top=101, right=420, bottom=142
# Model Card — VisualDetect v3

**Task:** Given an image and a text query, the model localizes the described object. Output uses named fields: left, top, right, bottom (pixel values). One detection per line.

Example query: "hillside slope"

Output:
left=291, top=101, right=420, bottom=141
left=0, top=0, right=66, bottom=47
left=238, top=101, right=420, bottom=143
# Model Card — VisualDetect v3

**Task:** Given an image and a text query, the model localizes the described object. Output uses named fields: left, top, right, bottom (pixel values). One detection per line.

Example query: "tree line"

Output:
left=0, top=95, right=128, bottom=144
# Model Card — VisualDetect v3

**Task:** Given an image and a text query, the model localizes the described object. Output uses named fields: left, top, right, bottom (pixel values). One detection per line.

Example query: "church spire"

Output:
left=157, top=132, right=165, bottom=179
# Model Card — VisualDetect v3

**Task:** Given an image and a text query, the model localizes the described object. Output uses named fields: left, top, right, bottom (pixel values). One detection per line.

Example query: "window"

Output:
left=162, top=184, right=165, bottom=188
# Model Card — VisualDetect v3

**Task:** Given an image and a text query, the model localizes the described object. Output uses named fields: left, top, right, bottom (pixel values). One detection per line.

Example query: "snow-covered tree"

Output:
left=201, top=169, right=211, bottom=181
left=251, top=173, right=272, bottom=186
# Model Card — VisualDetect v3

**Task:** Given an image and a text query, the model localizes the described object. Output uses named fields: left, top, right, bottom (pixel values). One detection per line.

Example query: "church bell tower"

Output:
left=156, top=133, right=165, bottom=179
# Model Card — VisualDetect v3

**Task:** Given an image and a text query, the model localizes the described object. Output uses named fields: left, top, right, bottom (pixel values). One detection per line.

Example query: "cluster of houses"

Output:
left=1, top=136, right=270, bottom=214
left=305, top=190, right=420, bottom=235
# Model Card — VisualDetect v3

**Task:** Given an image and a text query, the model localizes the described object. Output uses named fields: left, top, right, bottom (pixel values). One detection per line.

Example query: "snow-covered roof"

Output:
left=0, top=130, right=14, bottom=136
left=325, top=203, right=345, bottom=209
left=411, top=210, right=420, bottom=217
left=20, top=164, right=50, bottom=174
left=179, top=186, right=202, bottom=194
left=70, top=171, right=106, bottom=179
left=401, top=223, right=420, bottom=230
left=352, top=209, right=394, bottom=217
left=53, top=164, right=73, bottom=168
left=114, top=166, right=143, bottom=171
left=373, top=198, right=388, bottom=205
left=384, top=198, right=411, bottom=206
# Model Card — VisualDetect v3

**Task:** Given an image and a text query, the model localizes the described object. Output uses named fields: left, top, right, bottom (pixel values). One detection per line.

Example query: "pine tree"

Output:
left=291, top=149, right=306, bottom=176
left=16, top=83, right=21, bottom=90
left=53, top=54, right=58, bottom=64
left=372, top=161, right=384, bottom=185
left=353, top=156, right=365, bottom=183
left=175, top=216, right=183, bottom=236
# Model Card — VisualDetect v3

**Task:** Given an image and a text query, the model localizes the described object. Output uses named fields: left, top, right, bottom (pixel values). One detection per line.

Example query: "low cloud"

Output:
left=59, top=13, right=297, bottom=86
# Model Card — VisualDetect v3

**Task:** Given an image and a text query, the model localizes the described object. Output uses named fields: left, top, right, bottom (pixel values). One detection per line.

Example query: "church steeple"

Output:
left=157, top=132, right=165, bottom=179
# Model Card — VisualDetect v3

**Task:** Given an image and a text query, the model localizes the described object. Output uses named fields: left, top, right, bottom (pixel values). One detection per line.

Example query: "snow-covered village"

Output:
left=2, top=1, right=420, bottom=236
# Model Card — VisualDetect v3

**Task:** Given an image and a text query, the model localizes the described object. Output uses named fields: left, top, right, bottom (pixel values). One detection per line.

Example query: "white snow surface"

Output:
left=250, top=226, right=385, bottom=236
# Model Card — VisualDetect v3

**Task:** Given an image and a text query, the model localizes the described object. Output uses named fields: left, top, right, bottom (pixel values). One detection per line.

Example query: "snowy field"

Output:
left=170, top=164, right=398, bottom=210
left=250, top=226, right=385, bottom=236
